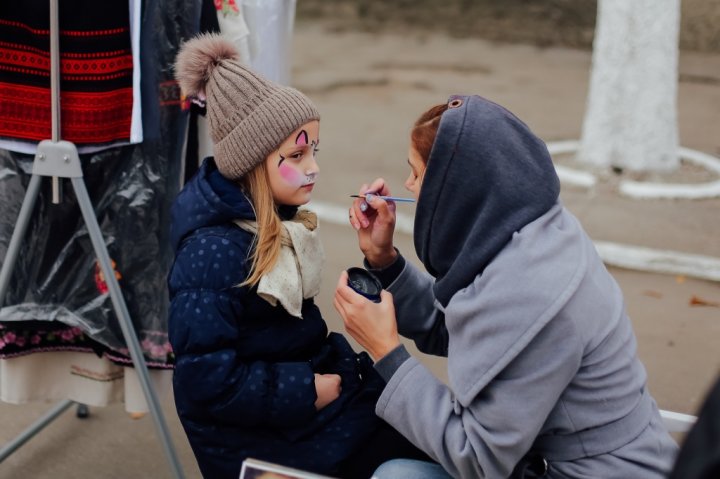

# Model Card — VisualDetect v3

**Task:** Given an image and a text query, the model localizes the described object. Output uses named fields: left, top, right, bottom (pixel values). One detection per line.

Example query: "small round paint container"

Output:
left=346, top=267, right=382, bottom=303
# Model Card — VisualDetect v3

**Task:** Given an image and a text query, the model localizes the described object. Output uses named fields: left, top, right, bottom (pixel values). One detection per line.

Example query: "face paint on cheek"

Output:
left=278, top=163, right=303, bottom=187
left=280, top=162, right=319, bottom=190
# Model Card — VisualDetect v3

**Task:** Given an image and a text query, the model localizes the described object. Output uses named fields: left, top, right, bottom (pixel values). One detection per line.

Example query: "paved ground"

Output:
left=1, top=19, right=719, bottom=479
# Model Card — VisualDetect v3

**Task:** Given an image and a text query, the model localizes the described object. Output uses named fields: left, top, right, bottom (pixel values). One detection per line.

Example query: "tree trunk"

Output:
left=579, top=0, right=681, bottom=172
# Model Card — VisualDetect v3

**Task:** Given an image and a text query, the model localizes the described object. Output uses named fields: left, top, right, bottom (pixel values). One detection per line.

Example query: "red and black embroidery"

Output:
left=0, top=2, right=134, bottom=145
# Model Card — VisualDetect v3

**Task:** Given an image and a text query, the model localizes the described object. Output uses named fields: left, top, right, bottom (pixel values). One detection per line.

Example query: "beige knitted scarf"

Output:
left=233, top=209, right=324, bottom=318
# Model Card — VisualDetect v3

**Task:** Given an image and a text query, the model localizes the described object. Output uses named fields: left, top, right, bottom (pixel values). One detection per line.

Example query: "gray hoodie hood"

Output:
left=414, top=95, right=560, bottom=306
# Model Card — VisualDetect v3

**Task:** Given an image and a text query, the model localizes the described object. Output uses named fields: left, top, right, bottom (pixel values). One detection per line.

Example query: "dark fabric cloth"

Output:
left=0, top=1, right=133, bottom=145
left=0, top=0, right=210, bottom=367
left=668, top=376, right=720, bottom=479
left=413, top=95, right=560, bottom=307
left=169, top=158, right=414, bottom=478
left=183, top=0, right=220, bottom=184
left=374, top=344, right=411, bottom=383
left=337, top=422, right=433, bottom=479
left=364, top=249, right=406, bottom=289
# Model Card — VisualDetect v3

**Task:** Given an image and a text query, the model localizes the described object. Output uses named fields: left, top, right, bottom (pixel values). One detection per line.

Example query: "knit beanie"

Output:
left=174, top=33, right=320, bottom=180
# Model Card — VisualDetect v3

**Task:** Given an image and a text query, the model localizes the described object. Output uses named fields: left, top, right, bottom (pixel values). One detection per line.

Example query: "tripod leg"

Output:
left=0, top=175, right=42, bottom=309
left=70, top=178, right=184, bottom=479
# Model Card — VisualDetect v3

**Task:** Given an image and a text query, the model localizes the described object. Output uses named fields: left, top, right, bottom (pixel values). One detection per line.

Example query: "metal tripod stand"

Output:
left=0, top=1, right=184, bottom=477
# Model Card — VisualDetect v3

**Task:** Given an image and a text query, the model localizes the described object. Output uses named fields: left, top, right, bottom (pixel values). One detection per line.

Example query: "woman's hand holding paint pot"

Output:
left=349, top=178, right=397, bottom=269
left=333, top=270, right=401, bottom=361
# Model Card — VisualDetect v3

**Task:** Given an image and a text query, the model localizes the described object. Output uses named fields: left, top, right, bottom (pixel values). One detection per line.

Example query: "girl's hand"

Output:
left=314, top=374, right=342, bottom=410
left=348, top=178, right=397, bottom=269
left=333, top=271, right=401, bottom=361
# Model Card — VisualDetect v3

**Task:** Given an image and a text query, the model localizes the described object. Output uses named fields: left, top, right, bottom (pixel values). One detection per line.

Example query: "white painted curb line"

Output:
left=594, top=241, right=720, bottom=282
left=311, top=200, right=720, bottom=283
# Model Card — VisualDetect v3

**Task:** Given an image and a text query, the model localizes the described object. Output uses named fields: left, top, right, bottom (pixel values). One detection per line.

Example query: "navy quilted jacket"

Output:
left=168, top=159, right=385, bottom=479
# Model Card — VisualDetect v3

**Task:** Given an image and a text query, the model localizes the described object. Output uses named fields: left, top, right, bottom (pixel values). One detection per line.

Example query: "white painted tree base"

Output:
left=547, top=141, right=720, bottom=200
left=620, top=147, right=720, bottom=199
left=579, top=0, right=681, bottom=172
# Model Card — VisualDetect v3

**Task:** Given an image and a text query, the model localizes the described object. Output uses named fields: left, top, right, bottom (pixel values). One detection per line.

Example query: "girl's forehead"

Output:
left=280, top=121, right=320, bottom=148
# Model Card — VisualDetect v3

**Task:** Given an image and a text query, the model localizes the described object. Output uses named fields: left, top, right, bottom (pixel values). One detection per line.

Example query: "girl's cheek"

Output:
left=278, top=163, right=303, bottom=188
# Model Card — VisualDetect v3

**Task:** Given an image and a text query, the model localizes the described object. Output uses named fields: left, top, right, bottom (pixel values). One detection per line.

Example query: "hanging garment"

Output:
left=240, top=0, right=297, bottom=84
left=187, top=0, right=249, bottom=180
left=0, top=0, right=143, bottom=154
left=0, top=0, right=215, bottom=371
left=0, top=351, right=171, bottom=414
left=182, top=0, right=220, bottom=183
left=216, top=0, right=251, bottom=62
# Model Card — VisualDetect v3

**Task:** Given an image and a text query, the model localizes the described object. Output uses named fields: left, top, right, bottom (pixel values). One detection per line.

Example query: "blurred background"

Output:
left=1, top=1, right=719, bottom=477
left=297, top=0, right=720, bottom=52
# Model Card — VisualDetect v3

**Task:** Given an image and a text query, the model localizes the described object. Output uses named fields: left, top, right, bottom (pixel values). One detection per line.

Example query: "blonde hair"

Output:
left=240, top=162, right=283, bottom=287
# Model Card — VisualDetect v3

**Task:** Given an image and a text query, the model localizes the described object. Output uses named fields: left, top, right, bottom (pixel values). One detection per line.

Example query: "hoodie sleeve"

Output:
left=168, top=234, right=317, bottom=428
left=386, top=258, right=449, bottom=357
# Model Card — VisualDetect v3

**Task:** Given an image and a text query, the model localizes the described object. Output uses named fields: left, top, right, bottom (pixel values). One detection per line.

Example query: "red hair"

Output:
left=410, top=103, right=448, bottom=165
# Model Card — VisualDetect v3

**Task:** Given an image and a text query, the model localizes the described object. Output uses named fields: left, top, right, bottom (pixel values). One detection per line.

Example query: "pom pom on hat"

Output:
left=174, top=33, right=240, bottom=97
left=173, top=33, right=320, bottom=180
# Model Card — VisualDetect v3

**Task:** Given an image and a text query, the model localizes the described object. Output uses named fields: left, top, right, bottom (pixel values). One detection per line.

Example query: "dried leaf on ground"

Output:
left=689, top=295, right=720, bottom=307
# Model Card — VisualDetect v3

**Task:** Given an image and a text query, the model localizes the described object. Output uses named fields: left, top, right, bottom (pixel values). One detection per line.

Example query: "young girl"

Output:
left=169, top=34, right=427, bottom=479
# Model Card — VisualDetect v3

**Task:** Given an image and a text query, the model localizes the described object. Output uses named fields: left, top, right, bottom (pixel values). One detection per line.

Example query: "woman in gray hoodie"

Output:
left=333, top=95, right=678, bottom=478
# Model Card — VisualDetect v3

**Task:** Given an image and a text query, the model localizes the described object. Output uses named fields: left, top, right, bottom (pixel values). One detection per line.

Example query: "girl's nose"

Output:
left=306, top=155, right=320, bottom=175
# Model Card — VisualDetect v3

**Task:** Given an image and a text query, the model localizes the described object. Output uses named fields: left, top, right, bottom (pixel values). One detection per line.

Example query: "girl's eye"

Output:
left=291, top=152, right=303, bottom=160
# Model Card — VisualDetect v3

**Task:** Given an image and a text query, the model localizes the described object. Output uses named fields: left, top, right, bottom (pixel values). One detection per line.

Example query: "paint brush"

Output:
left=350, top=194, right=415, bottom=203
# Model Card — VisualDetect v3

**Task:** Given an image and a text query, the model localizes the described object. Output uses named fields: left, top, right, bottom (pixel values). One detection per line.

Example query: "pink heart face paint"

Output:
left=265, top=120, right=321, bottom=206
